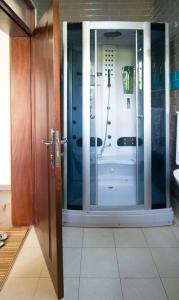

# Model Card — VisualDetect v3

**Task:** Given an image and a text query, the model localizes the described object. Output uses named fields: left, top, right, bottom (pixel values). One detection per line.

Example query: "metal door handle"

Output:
left=41, top=139, right=53, bottom=146
left=61, top=138, right=67, bottom=145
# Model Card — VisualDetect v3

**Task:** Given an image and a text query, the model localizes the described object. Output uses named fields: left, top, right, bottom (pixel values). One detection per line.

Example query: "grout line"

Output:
left=64, top=274, right=179, bottom=279
left=78, top=228, right=84, bottom=300
left=32, top=277, right=41, bottom=300
left=112, top=228, right=124, bottom=300
left=141, top=229, right=170, bottom=300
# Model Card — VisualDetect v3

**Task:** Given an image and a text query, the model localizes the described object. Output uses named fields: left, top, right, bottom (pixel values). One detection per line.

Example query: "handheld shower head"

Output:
left=107, top=69, right=111, bottom=87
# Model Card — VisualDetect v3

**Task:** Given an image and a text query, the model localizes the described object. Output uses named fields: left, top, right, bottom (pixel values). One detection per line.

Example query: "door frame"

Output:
left=82, top=21, right=152, bottom=211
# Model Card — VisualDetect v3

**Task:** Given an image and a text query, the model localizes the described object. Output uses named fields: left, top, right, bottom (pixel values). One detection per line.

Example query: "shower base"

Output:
left=98, top=178, right=136, bottom=206
left=63, top=208, right=174, bottom=227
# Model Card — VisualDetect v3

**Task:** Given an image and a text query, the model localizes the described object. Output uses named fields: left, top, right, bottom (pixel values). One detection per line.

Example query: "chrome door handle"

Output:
left=61, top=138, right=67, bottom=145
left=41, top=139, right=53, bottom=146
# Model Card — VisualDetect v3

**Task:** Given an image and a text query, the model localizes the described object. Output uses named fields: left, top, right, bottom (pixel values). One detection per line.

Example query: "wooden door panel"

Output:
left=31, top=0, right=63, bottom=298
left=10, top=37, right=33, bottom=226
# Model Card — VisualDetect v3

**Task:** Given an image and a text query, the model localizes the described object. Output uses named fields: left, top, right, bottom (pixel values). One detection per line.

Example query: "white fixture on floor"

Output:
left=173, top=112, right=179, bottom=185
left=63, top=208, right=174, bottom=227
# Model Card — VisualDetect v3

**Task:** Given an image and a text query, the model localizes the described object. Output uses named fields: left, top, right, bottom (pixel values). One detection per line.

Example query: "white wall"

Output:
left=0, top=30, right=11, bottom=187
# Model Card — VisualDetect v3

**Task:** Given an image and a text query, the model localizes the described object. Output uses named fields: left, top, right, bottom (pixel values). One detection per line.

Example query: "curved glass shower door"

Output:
left=85, top=23, right=145, bottom=209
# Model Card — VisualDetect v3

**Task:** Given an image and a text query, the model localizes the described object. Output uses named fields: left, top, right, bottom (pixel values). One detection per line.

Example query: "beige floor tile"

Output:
left=63, top=227, right=83, bottom=247
left=40, top=263, right=50, bottom=278
left=162, top=278, right=179, bottom=300
left=34, top=278, right=57, bottom=300
left=79, top=278, right=123, bottom=300
left=121, top=278, right=168, bottom=300
left=23, top=227, right=40, bottom=248
left=171, top=225, right=179, bottom=241
left=143, top=227, right=179, bottom=247
left=114, top=228, right=147, bottom=247
left=63, top=248, right=82, bottom=277
left=83, top=228, right=115, bottom=247
left=0, top=277, right=38, bottom=300
left=63, top=278, right=79, bottom=300
left=81, top=248, right=119, bottom=277
left=10, top=247, right=44, bottom=277
left=151, top=248, right=179, bottom=277
left=116, top=248, right=158, bottom=278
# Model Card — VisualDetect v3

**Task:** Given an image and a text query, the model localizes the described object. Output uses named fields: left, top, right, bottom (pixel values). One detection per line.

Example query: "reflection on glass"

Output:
left=67, top=23, right=83, bottom=209
left=151, top=23, right=166, bottom=208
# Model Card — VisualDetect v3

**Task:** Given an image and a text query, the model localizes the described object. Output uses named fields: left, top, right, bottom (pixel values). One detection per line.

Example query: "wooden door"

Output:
left=31, top=0, right=63, bottom=298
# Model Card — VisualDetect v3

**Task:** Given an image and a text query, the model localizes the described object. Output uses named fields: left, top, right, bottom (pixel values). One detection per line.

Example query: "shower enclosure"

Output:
left=62, top=21, right=173, bottom=227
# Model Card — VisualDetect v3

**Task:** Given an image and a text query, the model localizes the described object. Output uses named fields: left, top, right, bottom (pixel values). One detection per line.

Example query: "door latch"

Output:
left=41, top=129, right=55, bottom=168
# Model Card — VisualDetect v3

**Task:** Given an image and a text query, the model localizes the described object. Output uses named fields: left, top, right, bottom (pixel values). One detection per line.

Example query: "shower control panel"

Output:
left=117, top=137, right=143, bottom=146
left=103, top=47, right=116, bottom=78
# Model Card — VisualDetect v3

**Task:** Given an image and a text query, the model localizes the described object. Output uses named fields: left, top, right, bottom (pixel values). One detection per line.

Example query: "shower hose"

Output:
left=100, top=85, right=111, bottom=155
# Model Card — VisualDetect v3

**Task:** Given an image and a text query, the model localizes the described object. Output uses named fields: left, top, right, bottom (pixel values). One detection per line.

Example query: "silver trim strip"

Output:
left=144, top=22, right=152, bottom=209
left=83, top=22, right=90, bottom=210
left=135, top=30, right=139, bottom=205
left=89, top=21, right=144, bottom=30
left=63, top=22, right=68, bottom=209
left=165, top=23, right=170, bottom=208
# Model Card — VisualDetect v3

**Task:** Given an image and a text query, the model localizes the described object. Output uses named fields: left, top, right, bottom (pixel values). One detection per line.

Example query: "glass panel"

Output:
left=90, top=28, right=144, bottom=207
left=151, top=23, right=166, bottom=208
left=67, top=23, right=83, bottom=209
left=136, top=30, right=144, bottom=205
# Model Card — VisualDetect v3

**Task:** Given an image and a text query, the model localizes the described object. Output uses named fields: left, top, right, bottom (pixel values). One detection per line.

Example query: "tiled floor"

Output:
left=1, top=224, right=179, bottom=299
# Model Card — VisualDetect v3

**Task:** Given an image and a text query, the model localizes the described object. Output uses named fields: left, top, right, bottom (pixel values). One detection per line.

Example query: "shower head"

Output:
left=104, top=31, right=122, bottom=38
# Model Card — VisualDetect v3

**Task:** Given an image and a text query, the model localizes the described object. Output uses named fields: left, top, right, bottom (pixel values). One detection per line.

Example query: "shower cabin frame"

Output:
left=63, top=21, right=172, bottom=227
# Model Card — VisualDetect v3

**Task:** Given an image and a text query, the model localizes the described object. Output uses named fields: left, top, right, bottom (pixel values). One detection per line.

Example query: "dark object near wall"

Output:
left=77, top=137, right=103, bottom=147
left=117, top=137, right=143, bottom=146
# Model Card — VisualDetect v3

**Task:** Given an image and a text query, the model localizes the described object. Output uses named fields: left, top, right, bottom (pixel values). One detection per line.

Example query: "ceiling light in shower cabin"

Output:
left=104, top=31, right=122, bottom=38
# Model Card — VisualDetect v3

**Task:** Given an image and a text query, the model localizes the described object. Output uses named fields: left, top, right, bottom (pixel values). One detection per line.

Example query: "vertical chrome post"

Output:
left=144, top=22, right=152, bottom=209
left=94, top=29, right=98, bottom=206
left=165, top=23, right=170, bottom=207
left=135, top=30, right=139, bottom=204
left=83, top=22, right=90, bottom=210
left=63, top=22, right=68, bottom=209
